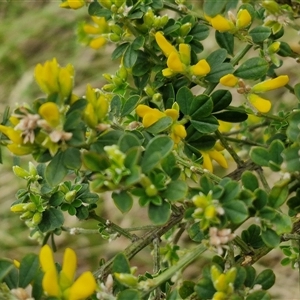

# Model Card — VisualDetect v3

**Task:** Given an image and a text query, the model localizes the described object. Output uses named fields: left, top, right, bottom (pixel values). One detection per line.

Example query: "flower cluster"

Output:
left=192, top=191, right=224, bottom=230
left=155, top=32, right=211, bottom=78
left=220, top=74, right=289, bottom=113
left=39, top=245, right=96, bottom=300
left=136, top=104, right=187, bottom=144
left=34, top=58, right=74, bottom=99
left=206, top=9, right=252, bottom=33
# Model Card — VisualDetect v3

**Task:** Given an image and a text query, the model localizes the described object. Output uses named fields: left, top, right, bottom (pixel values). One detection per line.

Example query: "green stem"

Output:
left=94, top=208, right=184, bottom=280
left=141, top=244, right=207, bottom=298
left=256, top=168, right=271, bottom=193
left=233, top=236, right=254, bottom=255
left=224, top=136, right=267, bottom=148
left=61, top=226, right=99, bottom=235
left=89, top=212, right=138, bottom=242
left=215, top=130, right=244, bottom=168
left=231, top=44, right=253, bottom=66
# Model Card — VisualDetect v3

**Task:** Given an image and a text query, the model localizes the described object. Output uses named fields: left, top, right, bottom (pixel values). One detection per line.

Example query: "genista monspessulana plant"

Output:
left=1, top=0, right=300, bottom=299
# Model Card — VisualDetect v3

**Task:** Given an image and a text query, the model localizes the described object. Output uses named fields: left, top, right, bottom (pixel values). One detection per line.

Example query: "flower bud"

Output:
left=180, top=22, right=192, bottom=36
left=145, top=184, right=158, bottom=197
left=65, top=190, right=77, bottom=203
left=11, top=203, right=26, bottom=213
left=13, top=165, right=30, bottom=179
left=251, top=75, right=289, bottom=93
left=32, top=212, right=42, bottom=225
left=20, top=211, right=34, bottom=220
left=143, top=9, right=154, bottom=27
left=219, top=74, right=238, bottom=87
left=114, top=273, right=138, bottom=287
left=236, top=9, right=251, bottom=29
left=99, top=0, right=112, bottom=9
left=23, top=202, right=37, bottom=212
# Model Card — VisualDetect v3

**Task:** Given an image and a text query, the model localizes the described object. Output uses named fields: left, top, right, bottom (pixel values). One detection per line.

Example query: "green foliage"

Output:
left=1, top=0, right=300, bottom=299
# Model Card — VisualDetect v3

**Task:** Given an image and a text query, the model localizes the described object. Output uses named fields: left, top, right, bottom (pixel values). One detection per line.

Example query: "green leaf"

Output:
left=261, top=228, right=280, bottom=248
left=164, top=24, right=181, bottom=35
left=250, top=147, right=269, bottom=166
left=82, top=152, right=110, bottom=172
left=223, top=201, right=248, bottom=224
left=234, top=266, right=247, bottom=289
left=0, top=259, right=14, bottom=282
left=206, top=63, right=234, bottom=83
left=176, top=86, right=194, bottom=115
left=121, top=95, right=139, bottom=117
left=268, top=139, right=284, bottom=166
left=286, top=111, right=300, bottom=142
left=241, top=224, right=264, bottom=249
left=118, top=132, right=141, bottom=153
left=112, top=43, right=129, bottom=60
left=113, top=253, right=131, bottom=274
left=278, top=41, right=293, bottom=57
left=268, top=184, right=288, bottom=208
left=282, top=146, right=300, bottom=172
left=214, top=111, right=248, bottom=122
left=272, top=211, right=292, bottom=234
left=38, top=207, right=64, bottom=232
left=249, top=26, right=271, bottom=43
left=215, top=31, right=234, bottom=55
left=88, top=1, right=111, bottom=18
left=190, top=116, right=219, bottom=134
left=148, top=201, right=171, bottom=225
left=188, top=222, right=205, bottom=242
left=112, top=190, right=133, bottom=213
left=220, top=180, right=240, bottom=202
left=206, top=49, right=228, bottom=68
left=195, top=278, right=216, bottom=299
left=132, top=36, right=145, bottom=50
left=19, top=254, right=39, bottom=288
left=63, top=148, right=81, bottom=170
left=254, top=269, right=275, bottom=290
left=246, top=291, right=271, bottom=300
left=294, top=83, right=300, bottom=101
left=179, top=281, right=195, bottom=299
left=189, top=24, right=210, bottom=40
left=45, top=151, right=68, bottom=186
left=189, top=95, right=213, bottom=118
left=146, top=116, right=173, bottom=134
left=123, top=45, right=138, bottom=68
left=163, top=180, right=188, bottom=202
left=242, top=171, right=259, bottom=192
left=117, top=289, right=141, bottom=300
left=141, top=136, right=174, bottom=173
left=203, top=0, right=227, bottom=17
left=244, top=266, right=256, bottom=288
left=234, top=57, right=269, bottom=80
left=211, top=89, right=232, bottom=112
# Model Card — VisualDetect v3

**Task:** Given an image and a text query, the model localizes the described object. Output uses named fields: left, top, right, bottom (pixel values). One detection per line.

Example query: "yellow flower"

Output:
left=247, top=94, right=271, bottom=113
left=34, top=58, right=74, bottom=98
left=83, top=84, right=110, bottom=128
left=39, top=245, right=96, bottom=300
left=206, top=9, right=251, bottom=32
left=219, top=74, right=238, bottom=87
left=170, top=124, right=187, bottom=144
left=236, top=9, right=252, bottom=29
left=251, top=75, right=289, bottom=93
left=136, top=104, right=165, bottom=127
left=209, top=14, right=234, bottom=32
left=38, top=102, right=61, bottom=128
left=155, top=32, right=177, bottom=57
left=189, top=59, right=211, bottom=76
left=83, top=16, right=110, bottom=49
left=155, top=33, right=210, bottom=78
left=200, top=148, right=228, bottom=172
left=60, top=0, right=85, bottom=9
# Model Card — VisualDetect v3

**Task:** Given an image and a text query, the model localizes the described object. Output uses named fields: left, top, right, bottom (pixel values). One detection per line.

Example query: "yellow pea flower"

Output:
left=170, top=124, right=187, bottom=144
left=208, top=14, right=234, bottom=32
left=165, top=108, right=179, bottom=121
left=190, top=59, right=211, bottom=76
left=251, top=75, right=289, bottom=93
left=39, top=245, right=96, bottom=300
left=219, top=74, right=239, bottom=87
left=179, top=43, right=191, bottom=65
left=155, top=32, right=177, bottom=57
left=236, top=9, right=252, bottom=29
left=200, top=148, right=228, bottom=173
left=167, top=52, right=185, bottom=72
left=90, top=37, right=107, bottom=49
left=247, top=94, right=271, bottom=113
left=38, top=102, right=61, bottom=128
left=60, top=0, right=85, bottom=9
left=34, top=58, right=74, bottom=98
